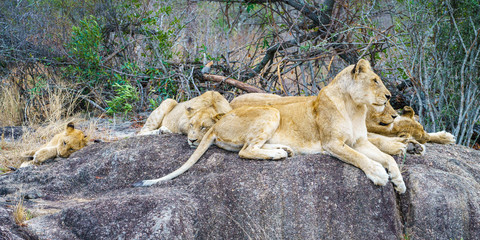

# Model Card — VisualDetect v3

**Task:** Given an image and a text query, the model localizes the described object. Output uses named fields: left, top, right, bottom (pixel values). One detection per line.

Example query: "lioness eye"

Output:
left=373, top=79, right=378, bottom=84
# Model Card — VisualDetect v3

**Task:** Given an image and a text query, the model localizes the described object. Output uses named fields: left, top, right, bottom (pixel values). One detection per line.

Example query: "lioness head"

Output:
left=392, top=106, right=429, bottom=143
left=57, top=122, right=88, bottom=157
left=348, top=59, right=391, bottom=112
left=186, top=107, right=223, bottom=147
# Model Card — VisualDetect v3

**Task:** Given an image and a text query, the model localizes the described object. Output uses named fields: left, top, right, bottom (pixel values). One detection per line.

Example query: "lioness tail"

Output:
left=132, top=128, right=216, bottom=187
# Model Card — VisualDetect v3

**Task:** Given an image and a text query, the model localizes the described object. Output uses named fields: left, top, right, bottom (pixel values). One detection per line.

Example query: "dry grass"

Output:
left=0, top=84, right=24, bottom=126
left=13, top=197, right=33, bottom=225
left=0, top=77, right=82, bottom=127
left=24, top=84, right=82, bottom=124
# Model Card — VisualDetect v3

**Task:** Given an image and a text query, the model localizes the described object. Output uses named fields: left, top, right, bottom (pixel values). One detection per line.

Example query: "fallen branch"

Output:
left=202, top=74, right=265, bottom=93
left=102, top=40, right=136, bottom=64
left=78, top=95, right=106, bottom=112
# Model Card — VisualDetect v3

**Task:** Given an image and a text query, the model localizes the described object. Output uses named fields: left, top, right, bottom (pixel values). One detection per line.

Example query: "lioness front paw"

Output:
left=138, top=129, right=160, bottom=135
left=392, top=179, right=406, bottom=194
left=271, top=149, right=289, bottom=160
left=365, top=162, right=389, bottom=186
left=391, top=141, right=407, bottom=155
left=279, top=146, right=294, bottom=157
left=159, top=126, right=172, bottom=134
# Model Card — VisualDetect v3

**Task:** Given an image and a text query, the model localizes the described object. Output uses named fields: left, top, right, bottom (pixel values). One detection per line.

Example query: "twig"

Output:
left=78, top=95, right=106, bottom=112
left=202, top=74, right=265, bottom=93
left=102, top=39, right=136, bottom=63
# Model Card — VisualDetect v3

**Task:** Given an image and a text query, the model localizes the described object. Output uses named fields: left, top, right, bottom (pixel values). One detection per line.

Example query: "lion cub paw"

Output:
left=19, top=160, right=35, bottom=168
left=437, top=131, right=455, bottom=144
left=406, top=141, right=425, bottom=155
left=365, top=162, right=389, bottom=186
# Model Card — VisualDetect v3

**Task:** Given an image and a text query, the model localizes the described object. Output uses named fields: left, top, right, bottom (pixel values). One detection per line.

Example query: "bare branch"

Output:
left=201, top=74, right=265, bottom=93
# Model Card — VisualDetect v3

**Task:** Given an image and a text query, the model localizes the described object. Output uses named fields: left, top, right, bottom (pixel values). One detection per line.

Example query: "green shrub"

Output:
left=65, top=15, right=108, bottom=86
left=106, top=82, right=139, bottom=116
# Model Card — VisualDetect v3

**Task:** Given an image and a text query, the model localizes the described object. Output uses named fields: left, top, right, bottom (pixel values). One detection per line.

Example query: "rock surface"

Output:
left=0, top=126, right=27, bottom=141
left=0, top=134, right=479, bottom=239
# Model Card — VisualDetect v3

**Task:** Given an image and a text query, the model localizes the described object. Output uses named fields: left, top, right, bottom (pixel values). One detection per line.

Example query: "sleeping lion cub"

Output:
left=21, top=122, right=88, bottom=168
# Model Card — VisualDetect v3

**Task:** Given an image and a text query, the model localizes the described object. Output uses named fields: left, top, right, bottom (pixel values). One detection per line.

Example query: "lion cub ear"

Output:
left=351, top=59, right=371, bottom=75
left=186, top=107, right=195, bottom=117
left=66, top=122, right=75, bottom=133
left=402, top=106, right=415, bottom=119
left=213, top=113, right=225, bottom=122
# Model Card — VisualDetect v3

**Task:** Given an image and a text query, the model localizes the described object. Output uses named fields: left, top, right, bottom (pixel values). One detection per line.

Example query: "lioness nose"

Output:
left=392, top=115, right=398, bottom=119
left=385, top=94, right=391, bottom=100
left=189, top=139, right=197, bottom=143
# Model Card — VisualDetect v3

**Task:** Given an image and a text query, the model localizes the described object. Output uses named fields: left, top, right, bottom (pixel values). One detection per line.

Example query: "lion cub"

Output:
left=135, top=59, right=407, bottom=194
left=369, top=106, right=455, bottom=145
left=20, top=122, right=88, bottom=168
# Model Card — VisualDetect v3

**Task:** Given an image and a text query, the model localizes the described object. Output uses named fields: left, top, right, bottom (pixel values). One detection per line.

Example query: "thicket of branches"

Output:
left=0, top=0, right=479, bottom=146
left=392, top=0, right=480, bottom=145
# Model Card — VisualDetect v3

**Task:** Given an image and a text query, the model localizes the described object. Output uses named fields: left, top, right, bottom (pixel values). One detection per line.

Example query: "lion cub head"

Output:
left=391, top=106, right=429, bottom=144
left=367, top=105, right=430, bottom=143
left=57, top=122, right=89, bottom=157
left=366, top=101, right=398, bottom=132
left=186, top=107, right=223, bottom=147
left=348, top=59, right=391, bottom=112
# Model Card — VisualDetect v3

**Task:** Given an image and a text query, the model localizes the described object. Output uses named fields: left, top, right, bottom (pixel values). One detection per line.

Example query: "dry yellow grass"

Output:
left=0, top=78, right=82, bottom=127
left=13, top=197, right=33, bottom=225
left=23, top=85, right=82, bottom=125
left=0, top=84, right=24, bottom=126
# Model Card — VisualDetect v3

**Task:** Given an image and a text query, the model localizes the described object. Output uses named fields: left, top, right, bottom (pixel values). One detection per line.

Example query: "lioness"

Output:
left=138, top=91, right=232, bottom=145
left=20, top=122, right=88, bottom=168
left=135, top=59, right=407, bottom=193
left=231, top=93, right=422, bottom=155
left=231, top=92, right=454, bottom=151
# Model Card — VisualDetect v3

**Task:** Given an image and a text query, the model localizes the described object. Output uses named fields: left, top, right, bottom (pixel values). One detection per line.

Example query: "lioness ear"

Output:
left=402, top=106, right=415, bottom=119
left=213, top=113, right=225, bottom=122
left=66, top=122, right=75, bottom=133
left=351, top=62, right=357, bottom=75
left=351, top=59, right=371, bottom=75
